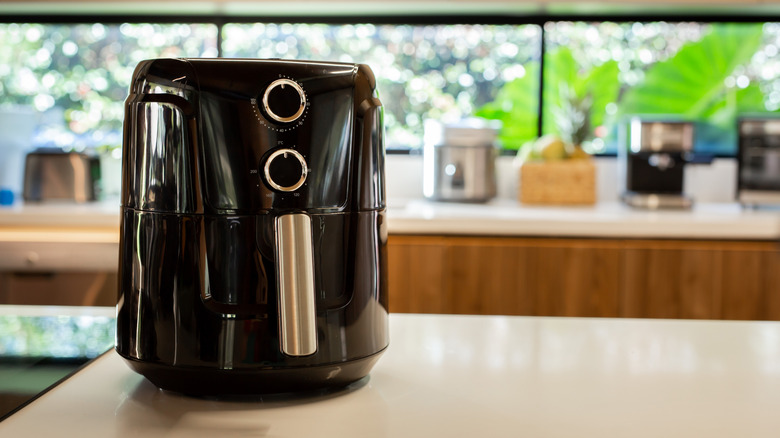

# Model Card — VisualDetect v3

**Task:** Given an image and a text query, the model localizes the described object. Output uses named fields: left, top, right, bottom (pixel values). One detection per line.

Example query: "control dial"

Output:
left=262, top=79, right=307, bottom=124
left=264, top=148, right=308, bottom=192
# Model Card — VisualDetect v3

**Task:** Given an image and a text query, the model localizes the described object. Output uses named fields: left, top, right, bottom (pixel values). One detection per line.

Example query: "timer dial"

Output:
left=262, top=79, right=307, bottom=124
left=264, top=148, right=308, bottom=192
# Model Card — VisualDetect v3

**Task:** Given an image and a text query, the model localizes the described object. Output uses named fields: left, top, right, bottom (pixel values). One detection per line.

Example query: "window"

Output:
left=1, top=16, right=778, bottom=167
left=541, top=21, right=780, bottom=155
left=0, top=23, right=218, bottom=150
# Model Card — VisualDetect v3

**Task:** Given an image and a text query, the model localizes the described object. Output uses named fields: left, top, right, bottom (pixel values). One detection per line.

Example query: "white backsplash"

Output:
left=386, top=154, right=738, bottom=205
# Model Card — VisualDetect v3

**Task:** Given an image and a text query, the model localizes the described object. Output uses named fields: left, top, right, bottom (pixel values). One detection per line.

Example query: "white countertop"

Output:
left=2, top=313, right=780, bottom=437
left=2, top=198, right=780, bottom=241
left=389, top=198, right=780, bottom=239
left=0, top=200, right=121, bottom=228
left=0, top=202, right=120, bottom=271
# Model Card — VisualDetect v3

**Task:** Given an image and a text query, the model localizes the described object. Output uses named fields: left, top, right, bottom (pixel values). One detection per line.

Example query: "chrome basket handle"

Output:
left=274, top=213, right=317, bottom=356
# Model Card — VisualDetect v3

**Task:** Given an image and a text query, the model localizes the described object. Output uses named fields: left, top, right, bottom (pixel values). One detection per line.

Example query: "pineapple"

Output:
left=551, top=83, right=592, bottom=159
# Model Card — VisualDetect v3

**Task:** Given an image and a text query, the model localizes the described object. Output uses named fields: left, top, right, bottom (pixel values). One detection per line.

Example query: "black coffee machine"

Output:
left=620, top=118, right=695, bottom=209
left=737, top=116, right=780, bottom=207
left=115, top=58, right=388, bottom=395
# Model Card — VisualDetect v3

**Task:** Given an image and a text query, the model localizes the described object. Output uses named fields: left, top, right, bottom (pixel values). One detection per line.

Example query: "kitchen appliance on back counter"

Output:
left=619, top=118, right=702, bottom=209
left=22, top=149, right=101, bottom=203
left=116, top=58, right=389, bottom=396
left=737, top=116, right=780, bottom=208
left=423, top=118, right=499, bottom=203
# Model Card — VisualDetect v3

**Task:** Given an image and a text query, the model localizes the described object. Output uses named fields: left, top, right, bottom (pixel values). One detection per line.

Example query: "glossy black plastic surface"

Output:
left=121, top=58, right=385, bottom=214
left=625, top=153, right=685, bottom=194
left=737, top=117, right=780, bottom=192
left=116, top=58, right=388, bottom=395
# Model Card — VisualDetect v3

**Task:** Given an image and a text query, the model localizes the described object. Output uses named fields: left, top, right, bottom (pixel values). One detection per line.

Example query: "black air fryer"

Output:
left=115, top=58, right=388, bottom=395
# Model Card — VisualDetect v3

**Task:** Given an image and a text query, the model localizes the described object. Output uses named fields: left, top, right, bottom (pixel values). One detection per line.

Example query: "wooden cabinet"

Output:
left=621, top=240, right=780, bottom=320
left=388, top=236, right=622, bottom=317
left=720, top=246, right=780, bottom=320
left=621, top=241, right=722, bottom=319
left=387, top=235, right=780, bottom=320
left=386, top=236, right=448, bottom=313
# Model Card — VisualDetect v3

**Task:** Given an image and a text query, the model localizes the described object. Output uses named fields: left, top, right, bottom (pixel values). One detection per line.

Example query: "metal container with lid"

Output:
left=423, top=118, right=500, bottom=203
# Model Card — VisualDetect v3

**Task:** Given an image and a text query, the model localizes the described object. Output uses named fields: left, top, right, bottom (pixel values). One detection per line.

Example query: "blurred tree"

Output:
left=222, top=23, right=541, bottom=149
left=0, top=23, right=217, bottom=149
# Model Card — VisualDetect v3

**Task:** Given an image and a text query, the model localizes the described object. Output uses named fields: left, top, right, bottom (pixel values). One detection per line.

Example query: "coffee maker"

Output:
left=619, top=118, right=695, bottom=209
left=737, top=116, right=780, bottom=207
left=115, top=58, right=389, bottom=395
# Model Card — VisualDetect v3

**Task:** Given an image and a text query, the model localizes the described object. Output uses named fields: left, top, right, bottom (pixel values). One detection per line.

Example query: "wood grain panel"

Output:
left=0, top=272, right=116, bottom=306
left=445, top=240, right=531, bottom=315
left=621, top=240, right=780, bottom=320
left=386, top=236, right=447, bottom=313
left=720, top=245, right=780, bottom=320
left=766, top=249, right=780, bottom=320
left=444, top=237, right=622, bottom=316
left=621, top=246, right=721, bottom=319
left=528, top=245, right=621, bottom=317
left=390, top=236, right=621, bottom=317
left=388, top=235, right=780, bottom=321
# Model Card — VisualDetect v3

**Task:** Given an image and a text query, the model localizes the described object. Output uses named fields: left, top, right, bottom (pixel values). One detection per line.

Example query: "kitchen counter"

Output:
left=2, top=198, right=779, bottom=271
left=2, top=312, right=780, bottom=437
left=2, top=198, right=780, bottom=241
left=0, top=201, right=121, bottom=271
left=0, top=201, right=116, bottom=271
left=0, top=200, right=120, bottom=228
left=389, top=198, right=780, bottom=239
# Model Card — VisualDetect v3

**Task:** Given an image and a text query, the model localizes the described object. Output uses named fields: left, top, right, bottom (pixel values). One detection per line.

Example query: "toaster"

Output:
left=23, top=150, right=100, bottom=202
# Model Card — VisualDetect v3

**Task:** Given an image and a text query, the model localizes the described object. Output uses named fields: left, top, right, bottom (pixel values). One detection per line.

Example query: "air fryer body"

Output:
left=115, top=59, right=388, bottom=395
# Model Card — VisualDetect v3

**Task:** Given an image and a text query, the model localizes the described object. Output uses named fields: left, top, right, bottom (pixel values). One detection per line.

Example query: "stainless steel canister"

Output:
left=423, top=119, right=499, bottom=202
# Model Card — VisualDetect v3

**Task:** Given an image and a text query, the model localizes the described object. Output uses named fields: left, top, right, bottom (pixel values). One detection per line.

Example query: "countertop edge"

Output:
left=2, top=199, right=780, bottom=241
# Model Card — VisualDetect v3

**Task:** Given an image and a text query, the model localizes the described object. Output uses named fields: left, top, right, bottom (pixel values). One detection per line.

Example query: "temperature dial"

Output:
left=262, top=79, right=306, bottom=124
left=264, top=149, right=308, bottom=192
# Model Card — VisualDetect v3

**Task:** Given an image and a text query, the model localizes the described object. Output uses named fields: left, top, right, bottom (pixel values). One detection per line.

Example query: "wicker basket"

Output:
left=519, top=160, right=596, bottom=205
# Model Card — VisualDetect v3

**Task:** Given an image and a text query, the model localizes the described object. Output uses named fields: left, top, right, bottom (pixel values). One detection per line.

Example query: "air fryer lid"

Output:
left=123, top=58, right=384, bottom=215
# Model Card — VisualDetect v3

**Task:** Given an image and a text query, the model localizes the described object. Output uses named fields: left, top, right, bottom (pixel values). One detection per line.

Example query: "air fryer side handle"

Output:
left=355, top=96, right=386, bottom=210
left=274, top=213, right=317, bottom=357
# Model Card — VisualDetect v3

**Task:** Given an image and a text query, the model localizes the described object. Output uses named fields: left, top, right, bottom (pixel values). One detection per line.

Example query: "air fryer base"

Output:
left=116, top=348, right=386, bottom=396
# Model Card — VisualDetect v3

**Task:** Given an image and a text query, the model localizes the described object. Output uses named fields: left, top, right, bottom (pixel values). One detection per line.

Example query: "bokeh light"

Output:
left=0, top=23, right=217, bottom=148
left=221, top=23, right=542, bottom=149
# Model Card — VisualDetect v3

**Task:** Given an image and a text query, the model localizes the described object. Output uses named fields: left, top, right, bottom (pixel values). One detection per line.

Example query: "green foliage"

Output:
left=581, top=60, right=621, bottom=130
left=481, top=22, right=779, bottom=153
left=223, top=23, right=541, bottom=149
left=0, top=315, right=114, bottom=358
left=0, top=23, right=217, bottom=144
left=477, top=46, right=620, bottom=150
left=474, top=63, right=539, bottom=150
left=2, top=21, right=777, bottom=153
left=543, top=47, right=620, bottom=144
left=619, top=23, right=768, bottom=123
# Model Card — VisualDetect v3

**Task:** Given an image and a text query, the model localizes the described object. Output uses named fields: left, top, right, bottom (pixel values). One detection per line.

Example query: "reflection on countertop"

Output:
left=0, top=305, right=115, bottom=420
